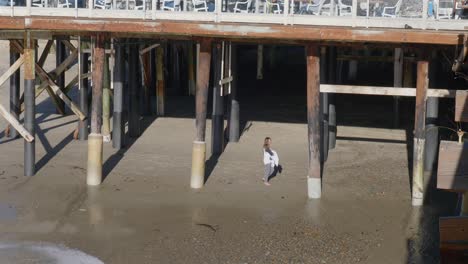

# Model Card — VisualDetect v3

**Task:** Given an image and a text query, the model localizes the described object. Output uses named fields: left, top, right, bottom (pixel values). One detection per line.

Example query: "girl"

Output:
left=263, top=137, right=279, bottom=186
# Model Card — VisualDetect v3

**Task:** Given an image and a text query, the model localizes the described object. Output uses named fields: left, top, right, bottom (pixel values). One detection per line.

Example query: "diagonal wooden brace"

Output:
left=0, top=104, right=34, bottom=142
left=0, top=54, right=24, bottom=87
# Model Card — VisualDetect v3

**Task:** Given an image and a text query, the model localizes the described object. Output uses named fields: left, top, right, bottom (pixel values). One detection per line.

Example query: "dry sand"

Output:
left=0, top=40, right=458, bottom=263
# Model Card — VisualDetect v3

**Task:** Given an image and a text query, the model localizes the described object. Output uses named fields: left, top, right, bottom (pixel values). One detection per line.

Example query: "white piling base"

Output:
left=87, top=133, right=103, bottom=186
left=307, top=177, right=321, bottom=199
left=103, top=134, right=111, bottom=143
left=190, top=141, right=206, bottom=189
left=412, top=191, right=424, bottom=206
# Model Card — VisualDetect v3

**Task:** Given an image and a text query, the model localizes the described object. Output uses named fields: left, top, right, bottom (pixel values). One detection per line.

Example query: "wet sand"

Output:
left=0, top=40, right=458, bottom=263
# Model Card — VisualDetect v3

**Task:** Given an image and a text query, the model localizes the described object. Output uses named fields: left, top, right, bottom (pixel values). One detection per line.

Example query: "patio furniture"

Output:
left=162, top=0, right=181, bottom=10
left=233, top=0, right=252, bottom=13
left=382, top=0, right=402, bottom=18
left=193, top=0, right=208, bottom=11
left=437, top=0, right=454, bottom=19
left=304, top=0, right=331, bottom=15
left=95, top=0, right=111, bottom=9
left=58, top=0, right=72, bottom=7
left=338, top=0, right=351, bottom=16
left=265, top=0, right=281, bottom=14
left=32, top=0, right=43, bottom=7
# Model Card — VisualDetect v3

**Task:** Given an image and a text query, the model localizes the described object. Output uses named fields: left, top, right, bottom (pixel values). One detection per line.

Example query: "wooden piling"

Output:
left=412, top=58, right=429, bottom=206
left=306, top=44, right=322, bottom=199
left=56, top=37, right=66, bottom=114
left=79, top=40, right=89, bottom=141
left=113, top=40, right=125, bottom=149
left=102, top=43, right=111, bottom=142
left=24, top=32, right=35, bottom=177
left=393, top=48, right=403, bottom=128
left=129, top=42, right=141, bottom=138
left=425, top=52, right=439, bottom=172
left=191, top=39, right=211, bottom=189
left=257, top=45, right=263, bottom=80
left=211, top=43, right=224, bottom=155
left=328, top=47, right=337, bottom=150
left=188, top=42, right=196, bottom=96
left=9, top=41, right=20, bottom=139
left=156, top=45, right=165, bottom=116
left=87, top=34, right=105, bottom=186
left=228, top=44, right=239, bottom=143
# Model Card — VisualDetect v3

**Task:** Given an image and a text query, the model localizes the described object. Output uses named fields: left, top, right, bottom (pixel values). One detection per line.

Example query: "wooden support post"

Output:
left=172, top=43, right=181, bottom=95
left=141, top=44, right=151, bottom=116
left=191, top=39, right=211, bottom=189
left=79, top=40, right=89, bottom=141
left=393, top=48, right=403, bottom=128
left=102, top=43, right=111, bottom=143
left=9, top=41, right=20, bottom=139
left=129, top=43, right=141, bottom=138
left=188, top=42, right=196, bottom=96
left=320, top=47, right=329, bottom=162
left=24, top=32, right=35, bottom=177
left=56, top=37, right=66, bottom=114
left=257, top=45, right=263, bottom=80
left=113, top=40, right=125, bottom=149
left=348, top=49, right=358, bottom=82
left=306, top=44, right=322, bottom=199
left=156, top=45, right=165, bottom=116
left=412, top=58, right=429, bottom=206
left=228, top=44, right=239, bottom=143
left=211, top=43, right=224, bottom=155
left=327, top=47, right=337, bottom=150
left=87, top=34, right=105, bottom=186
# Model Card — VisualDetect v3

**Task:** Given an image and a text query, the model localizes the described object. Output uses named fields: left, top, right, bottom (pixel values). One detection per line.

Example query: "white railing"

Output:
left=0, top=0, right=466, bottom=31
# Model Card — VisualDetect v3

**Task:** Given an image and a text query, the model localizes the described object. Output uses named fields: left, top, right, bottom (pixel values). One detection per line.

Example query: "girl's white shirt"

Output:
left=263, top=149, right=279, bottom=167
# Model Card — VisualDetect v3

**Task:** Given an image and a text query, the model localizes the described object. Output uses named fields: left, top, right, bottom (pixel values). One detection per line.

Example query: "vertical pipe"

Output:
left=328, top=47, right=337, bottom=150
left=129, top=42, right=141, bottom=138
left=24, top=32, right=35, bottom=177
left=102, top=43, right=111, bottom=142
left=320, top=47, right=329, bottom=162
left=9, top=41, right=20, bottom=139
left=257, top=45, right=263, bottom=80
left=156, top=45, right=165, bottom=116
left=228, top=44, right=239, bottom=143
left=424, top=97, right=439, bottom=172
left=150, top=47, right=157, bottom=114
left=113, top=40, right=125, bottom=149
left=306, top=44, right=321, bottom=199
left=211, top=43, right=224, bottom=155
left=412, top=58, right=429, bottom=206
left=393, top=48, right=403, bottom=128
left=87, top=34, right=105, bottom=186
left=56, top=38, right=66, bottom=114
left=79, top=40, right=89, bottom=141
left=191, top=39, right=211, bottom=189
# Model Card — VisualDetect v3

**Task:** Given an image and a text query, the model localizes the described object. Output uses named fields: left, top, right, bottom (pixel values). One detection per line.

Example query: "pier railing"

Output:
left=0, top=0, right=466, bottom=31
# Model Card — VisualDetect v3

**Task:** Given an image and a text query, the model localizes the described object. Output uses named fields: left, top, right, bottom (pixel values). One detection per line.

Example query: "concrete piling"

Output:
left=211, top=43, right=224, bottom=155
left=113, top=40, right=125, bottom=149
left=228, top=44, right=239, bottom=143
left=56, top=37, right=66, bottom=114
left=79, top=40, right=89, bottom=141
left=87, top=34, right=105, bottom=186
left=156, top=45, right=165, bottom=116
left=102, top=43, right=111, bottom=143
left=129, top=42, right=141, bottom=138
left=191, top=39, right=211, bottom=189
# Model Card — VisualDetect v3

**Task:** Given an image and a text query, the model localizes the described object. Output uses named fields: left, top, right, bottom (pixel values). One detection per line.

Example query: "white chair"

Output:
left=94, top=0, right=112, bottom=9
left=233, top=0, right=252, bottom=13
left=162, top=0, right=181, bottom=11
left=305, top=0, right=331, bottom=16
left=337, top=0, right=351, bottom=16
left=437, top=0, right=454, bottom=19
left=382, top=0, right=402, bottom=18
left=128, top=0, right=145, bottom=9
left=265, top=0, right=281, bottom=14
left=32, top=0, right=44, bottom=7
left=193, top=0, right=208, bottom=12
left=58, top=0, right=71, bottom=7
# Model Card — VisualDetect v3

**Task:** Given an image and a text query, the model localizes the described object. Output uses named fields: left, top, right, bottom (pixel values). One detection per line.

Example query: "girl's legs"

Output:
left=264, top=163, right=272, bottom=185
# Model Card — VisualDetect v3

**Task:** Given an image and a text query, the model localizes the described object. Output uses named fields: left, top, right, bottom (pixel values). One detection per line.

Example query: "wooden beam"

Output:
left=0, top=104, right=34, bottom=142
left=139, top=43, right=160, bottom=55
left=455, top=90, right=468, bottom=122
left=319, top=84, right=456, bottom=98
left=306, top=43, right=322, bottom=199
left=37, top=40, right=53, bottom=68
left=0, top=54, right=24, bottom=87
left=440, top=216, right=468, bottom=264
left=437, top=141, right=468, bottom=191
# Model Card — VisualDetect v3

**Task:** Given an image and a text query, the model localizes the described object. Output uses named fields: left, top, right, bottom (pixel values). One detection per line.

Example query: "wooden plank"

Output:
left=0, top=54, right=23, bottom=87
left=440, top=216, right=468, bottom=264
left=437, top=141, right=468, bottom=191
left=139, top=43, right=160, bottom=55
left=61, top=39, right=77, bottom=53
left=320, top=84, right=456, bottom=98
left=37, top=40, right=53, bottom=68
left=0, top=104, right=34, bottom=142
left=455, top=90, right=468, bottom=122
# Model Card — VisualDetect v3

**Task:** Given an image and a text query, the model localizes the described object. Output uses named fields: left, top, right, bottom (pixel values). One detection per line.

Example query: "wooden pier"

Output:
left=0, top=0, right=467, bottom=207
